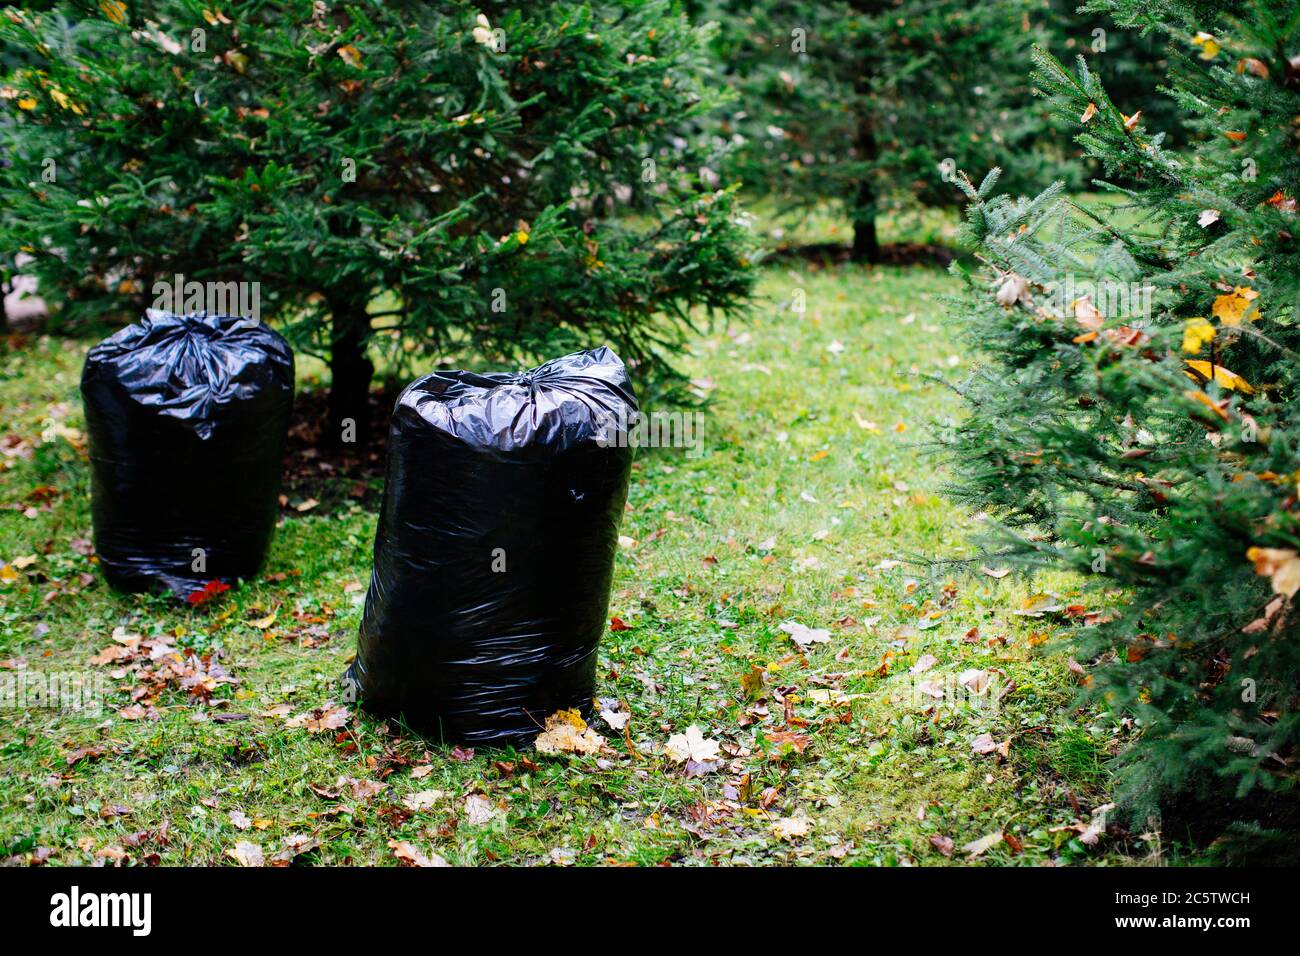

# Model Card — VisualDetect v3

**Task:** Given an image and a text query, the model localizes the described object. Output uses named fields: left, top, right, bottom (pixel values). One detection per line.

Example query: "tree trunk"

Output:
left=850, top=120, right=881, bottom=265
left=326, top=289, right=374, bottom=451
left=851, top=208, right=880, bottom=264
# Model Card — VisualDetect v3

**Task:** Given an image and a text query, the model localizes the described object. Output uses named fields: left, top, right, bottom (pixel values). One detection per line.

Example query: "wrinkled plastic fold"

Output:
left=81, top=310, right=294, bottom=596
left=346, top=347, right=637, bottom=746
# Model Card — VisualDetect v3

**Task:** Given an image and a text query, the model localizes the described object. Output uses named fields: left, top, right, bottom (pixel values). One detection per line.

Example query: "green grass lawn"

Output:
left=0, top=255, right=1182, bottom=867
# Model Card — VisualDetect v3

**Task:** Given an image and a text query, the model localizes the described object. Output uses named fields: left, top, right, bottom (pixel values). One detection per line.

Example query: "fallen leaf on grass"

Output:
left=597, top=697, right=630, bottom=730
left=534, top=709, right=605, bottom=755
left=1050, top=803, right=1115, bottom=846
left=342, top=778, right=386, bottom=802
left=186, top=580, right=231, bottom=606
left=917, top=679, right=945, bottom=700
left=764, top=729, right=811, bottom=756
left=401, top=790, right=445, bottom=812
left=227, top=841, right=264, bottom=867
left=65, top=745, right=105, bottom=767
left=778, top=620, right=830, bottom=647
left=286, top=701, right=350, bottom=733
left=96, top=847, right=128, bottom=865
left=271, top=834, right=319, bottom=865
left=388, top=839, right=448, bottom=867
left=247, top=609, right=277, bottom=630
left=90, top=644, right=135, bottom=666
left=463, top=793, right=503, bottom=826
left=930, top=834, right=955, bottom=857
left=741, top=666, right=766, bottom=700
left=230, top=810, right=251, bottom=831
left=971, top=733, right=1010, bottom=757
left=664, top=725, right=720, bottom=764
left=911, top=654, right=938, bottom=674
left=771, top=816, right=811, bottom=841
left=962, top=831, right=1004, bottom=857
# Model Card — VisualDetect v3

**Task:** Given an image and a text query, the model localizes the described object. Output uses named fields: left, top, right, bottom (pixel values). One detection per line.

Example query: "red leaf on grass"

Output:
left=187, top=580, right=231, bottom=606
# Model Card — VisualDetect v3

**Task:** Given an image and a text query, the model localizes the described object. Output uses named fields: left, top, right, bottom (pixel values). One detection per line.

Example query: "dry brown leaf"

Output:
left=286, top=702, right=350, bottom=733
left=388, top=839, right=449, bottom=867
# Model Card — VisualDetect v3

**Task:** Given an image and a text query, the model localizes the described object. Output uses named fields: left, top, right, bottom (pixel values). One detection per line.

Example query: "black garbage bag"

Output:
left=345, top=346, right=637, bottom=746
left=81, top=310, right=294, bottom=596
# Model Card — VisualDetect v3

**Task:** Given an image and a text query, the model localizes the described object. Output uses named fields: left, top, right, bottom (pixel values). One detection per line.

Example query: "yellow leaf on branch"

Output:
left=1212, top=286, right=1259, bottom=326
left=1181, top=317, right=1216, bottom=354
left=99, top=0, right=127, bottom=25
left=1191, top=32, right=1220, bottom=60
left=1185, top=360, right=1254, bottom=393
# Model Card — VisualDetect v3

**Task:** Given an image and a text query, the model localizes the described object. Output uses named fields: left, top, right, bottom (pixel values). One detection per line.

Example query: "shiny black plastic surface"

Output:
left=347, top=347, right=637, bottom=746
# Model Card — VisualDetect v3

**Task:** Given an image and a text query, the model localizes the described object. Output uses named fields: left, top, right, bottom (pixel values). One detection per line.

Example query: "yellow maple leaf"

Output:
left=17, top=96, right=36, bottom=110
left=1185, top=360, right=1254, bottom=393
left=534, top=709, right=605, bottom=755
left=1181, top=317, right=1216, bottom=354
left=337, top=45, right=364, bottom=69
left=1212, top=286, right=1260, bottom=326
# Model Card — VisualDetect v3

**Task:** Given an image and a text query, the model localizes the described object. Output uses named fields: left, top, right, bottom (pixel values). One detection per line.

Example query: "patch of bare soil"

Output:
left=763, top=241, right=957, bottom=269
left=278, top=387, right=395, bottom=517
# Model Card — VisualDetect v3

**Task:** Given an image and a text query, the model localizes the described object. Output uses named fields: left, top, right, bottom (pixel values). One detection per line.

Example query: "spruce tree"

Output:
left=704, top=0, right=1062, bottom=261
left=0, top=2, right=755, bottom=440
left=947, top=0, right=1300, bottom=829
